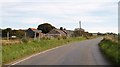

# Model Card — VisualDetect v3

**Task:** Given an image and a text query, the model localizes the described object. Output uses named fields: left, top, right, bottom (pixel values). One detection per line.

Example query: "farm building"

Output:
left=62, top=30, right=74, bottom=37
left=46, top=29, right=67, bottom=38
left=26, top=28, right=44, bottom=38
left=74, top=28, right=85, bottom=36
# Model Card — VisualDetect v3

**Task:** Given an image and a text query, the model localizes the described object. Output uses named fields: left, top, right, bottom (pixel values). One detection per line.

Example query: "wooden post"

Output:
left=25, top=32, right=26, bottom=39
left=39, top=33, right=40, bottom=41
left=7, top=32, right=9, bottom=41
left=34, top=32, right=36, bottom=40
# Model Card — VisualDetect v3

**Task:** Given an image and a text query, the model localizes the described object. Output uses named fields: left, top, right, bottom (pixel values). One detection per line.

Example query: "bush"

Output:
left=57, top=36, right=61, bottom=40
left=21, top=38, right=28, bottom=43
left=41, top=36, right=51, bottom=40
left=62, top=36, right=67, bottom=39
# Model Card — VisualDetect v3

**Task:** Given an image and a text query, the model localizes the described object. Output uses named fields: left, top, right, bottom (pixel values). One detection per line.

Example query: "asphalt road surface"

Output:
left=11, top=37, right=111, bottom=65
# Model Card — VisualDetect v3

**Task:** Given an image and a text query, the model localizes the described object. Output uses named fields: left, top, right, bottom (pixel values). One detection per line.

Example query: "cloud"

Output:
left=2, top=17, right=48, bottom=24
left=2, top=1, right=116, bottom=15
left=20, top=17, right=47, bottom=24
left=1, top=0, right=119, bottom=3
left=1, top=0, right=118, bottom=33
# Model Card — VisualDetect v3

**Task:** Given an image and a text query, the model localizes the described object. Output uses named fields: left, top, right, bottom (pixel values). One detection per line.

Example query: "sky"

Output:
left=0, top=0, right=119, bottom=33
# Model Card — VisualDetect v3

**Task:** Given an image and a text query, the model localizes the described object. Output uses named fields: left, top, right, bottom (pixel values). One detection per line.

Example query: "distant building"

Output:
left=92, top=33, right=98, bottom=36
left=11, top=35, right=17, bottom=39
left=74, top=28, right=85, bottom=32
left=26, top=28, right=43, bottom=38
left=74, top=28, right=85, bottom=36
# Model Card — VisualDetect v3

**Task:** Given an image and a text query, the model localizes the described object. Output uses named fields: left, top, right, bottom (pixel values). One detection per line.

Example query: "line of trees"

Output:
left=2, top=28, right=25, bottom=39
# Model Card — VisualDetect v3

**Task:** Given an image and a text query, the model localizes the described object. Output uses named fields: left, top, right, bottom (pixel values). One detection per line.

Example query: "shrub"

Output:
left=21, top=38, right=28, bottom=43
left=62, top=36, right=67, bottom=39
left=57, top=36, right=61, bottom=40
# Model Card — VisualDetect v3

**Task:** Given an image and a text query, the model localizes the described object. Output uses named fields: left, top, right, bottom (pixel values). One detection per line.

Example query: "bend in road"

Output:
left=8, top=37, right=111, bottom=65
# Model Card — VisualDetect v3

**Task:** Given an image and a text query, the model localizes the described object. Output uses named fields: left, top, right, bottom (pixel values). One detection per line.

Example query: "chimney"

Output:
left=79, top=21, right=81, bottom=29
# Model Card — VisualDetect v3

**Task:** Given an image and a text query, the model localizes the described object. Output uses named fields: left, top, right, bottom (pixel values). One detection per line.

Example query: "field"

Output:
left=99, top=35, right=120, bottom=65
left=1, top=40, right=21, bottom=45
left=2, top=37, right=86, bottom=64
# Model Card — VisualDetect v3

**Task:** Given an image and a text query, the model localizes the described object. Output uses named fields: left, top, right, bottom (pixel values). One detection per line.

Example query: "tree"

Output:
left=2, top=28, right=25, bottom=39
left=6, top=28, right=12, bottom=32
left=60, top=27, right=63, bottom=30
left=64, top=28, right=66, bottom=30
left=37, top=23, right=55, bottom=33
left=15, top=30, right=25, bottom=38
left=2, top=28, right=12, bottom=37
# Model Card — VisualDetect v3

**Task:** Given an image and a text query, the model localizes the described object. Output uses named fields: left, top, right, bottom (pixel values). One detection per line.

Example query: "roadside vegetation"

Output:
left=99, top=35, right=120, bottom=65
left=1, top=23, right=104, bottom=65
left=2, top=37, right=86, bottom=64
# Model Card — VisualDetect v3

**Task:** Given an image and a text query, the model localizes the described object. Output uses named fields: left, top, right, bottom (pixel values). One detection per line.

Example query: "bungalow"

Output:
left=26, top=28, right=43, bottom=38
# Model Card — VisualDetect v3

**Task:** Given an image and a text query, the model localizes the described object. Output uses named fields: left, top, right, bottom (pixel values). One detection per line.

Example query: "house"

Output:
left=26, top=28, right=43, bottom=38
left=46, top=29, right=67, bottom=38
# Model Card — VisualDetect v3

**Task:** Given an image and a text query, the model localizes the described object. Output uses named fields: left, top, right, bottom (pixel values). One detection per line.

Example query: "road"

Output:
left=10, top=37, right=111, bottom=65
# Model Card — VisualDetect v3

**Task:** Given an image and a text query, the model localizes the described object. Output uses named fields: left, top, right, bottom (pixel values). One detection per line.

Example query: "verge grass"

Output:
left=99, top=38, right=120, bottom=65
left=2, top=37, right=86, bottom=64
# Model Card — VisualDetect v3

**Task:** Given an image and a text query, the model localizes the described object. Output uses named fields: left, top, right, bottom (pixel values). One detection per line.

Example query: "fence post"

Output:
left=34, top=32, right=36, bottom=40
left=7, top=32, right=9, bottom=41
left=25, top=32, right=26, bottom=39
left=39, top=33, right=40, bottom=41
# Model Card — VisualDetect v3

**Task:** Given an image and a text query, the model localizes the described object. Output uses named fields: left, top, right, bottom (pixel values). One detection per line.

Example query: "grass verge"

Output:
left=2, top=37, right=86, bottom=64
left=99, top=38, right=120, bottom=65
